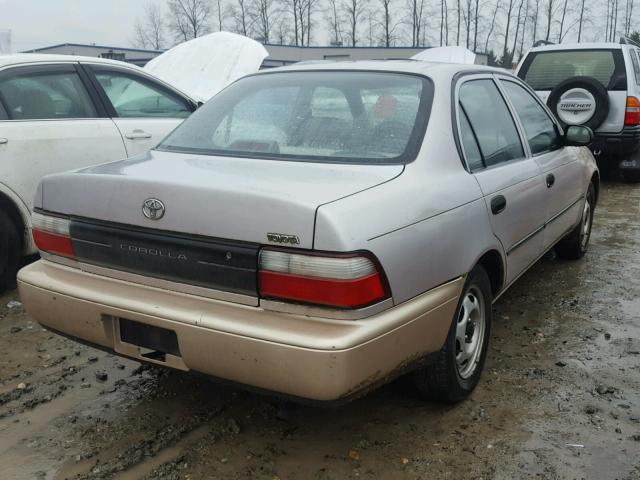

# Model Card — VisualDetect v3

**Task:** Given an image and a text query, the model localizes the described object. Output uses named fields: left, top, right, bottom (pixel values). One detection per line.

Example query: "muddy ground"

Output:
left=1, top=180, right=639, bottom=480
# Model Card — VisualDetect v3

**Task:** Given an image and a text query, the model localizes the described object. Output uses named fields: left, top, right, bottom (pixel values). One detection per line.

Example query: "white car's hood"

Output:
left=144, top=32, right=268, bottom=103
left=412, top=46, right=476, bottom=64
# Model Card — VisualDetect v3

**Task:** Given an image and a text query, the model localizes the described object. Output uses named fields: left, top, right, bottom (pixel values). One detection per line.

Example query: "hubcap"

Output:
left=455, top=287, right=485, bottom=379
left=580, top=199, right=592, bottom=249
left=556, top=88, right=597, bottom=125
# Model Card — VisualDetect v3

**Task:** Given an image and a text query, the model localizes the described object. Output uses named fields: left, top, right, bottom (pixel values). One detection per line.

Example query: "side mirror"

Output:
left=564, top=125, right=594, bottom=146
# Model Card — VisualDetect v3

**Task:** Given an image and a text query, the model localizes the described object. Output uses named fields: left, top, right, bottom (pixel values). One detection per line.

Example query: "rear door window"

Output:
left=0, top=66, right=97, bottom=120
left=458, top=79, right=524, bottom=168
left=519, top=49, right=626, bottom=91
left=93, top=69, right=192, bottom=118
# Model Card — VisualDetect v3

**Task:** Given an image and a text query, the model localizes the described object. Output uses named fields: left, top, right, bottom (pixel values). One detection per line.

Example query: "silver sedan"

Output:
left=18, top=60, right=599, bottom=403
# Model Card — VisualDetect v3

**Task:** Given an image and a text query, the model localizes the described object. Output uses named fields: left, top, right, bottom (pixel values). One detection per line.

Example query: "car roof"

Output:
left=0, top=53, right=145, bottom=71
left=259, top=59, right=510, bottom=79
left=528, top=42, right=624, bottom=53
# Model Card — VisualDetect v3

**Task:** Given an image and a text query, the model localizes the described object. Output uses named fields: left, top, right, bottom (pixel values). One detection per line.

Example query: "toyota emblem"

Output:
left=142, top=198, right=165, bottom=220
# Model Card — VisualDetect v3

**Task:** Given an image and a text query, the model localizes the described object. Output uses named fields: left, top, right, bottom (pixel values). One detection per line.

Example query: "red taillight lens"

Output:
left=258, top=249, right=389, bottom=309
left=32, top=212, right=75, bottom=258
left=625, top=96, right=640, bottom=126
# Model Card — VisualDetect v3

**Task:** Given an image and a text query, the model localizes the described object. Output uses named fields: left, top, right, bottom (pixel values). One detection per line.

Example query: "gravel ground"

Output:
left=0, top=180, right=639, bottom=480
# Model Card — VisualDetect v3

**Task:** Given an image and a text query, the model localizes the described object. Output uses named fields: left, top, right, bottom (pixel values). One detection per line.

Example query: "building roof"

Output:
left=22, top=42, right=163, bottom=54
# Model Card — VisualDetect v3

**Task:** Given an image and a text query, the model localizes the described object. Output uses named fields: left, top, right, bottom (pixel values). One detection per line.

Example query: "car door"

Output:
left=0, top=63, right=126, bottom=213
left=498, top=77, right=584, bottom=250
left=83, top=64, right=195, bottom=156
left=456, top=75, right=547, bottom=286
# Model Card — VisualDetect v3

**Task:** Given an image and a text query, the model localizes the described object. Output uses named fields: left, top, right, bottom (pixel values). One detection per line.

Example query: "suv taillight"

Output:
left=625, top=96, right=640, bottom=126
left=258, top=249, right=389, bottom=309
left=32, top=212, right=75, bottom=258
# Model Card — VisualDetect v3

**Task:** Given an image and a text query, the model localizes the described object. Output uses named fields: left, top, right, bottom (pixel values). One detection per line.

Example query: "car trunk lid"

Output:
left=38, top=150, right=403, bottom=300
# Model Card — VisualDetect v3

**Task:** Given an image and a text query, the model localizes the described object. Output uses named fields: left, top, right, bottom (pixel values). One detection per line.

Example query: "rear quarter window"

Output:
left=519, top=49, right=626, bottom=91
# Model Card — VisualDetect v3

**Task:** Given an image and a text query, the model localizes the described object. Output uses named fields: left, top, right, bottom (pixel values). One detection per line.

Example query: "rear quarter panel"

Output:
left=314, top=85, right=503, bottom=304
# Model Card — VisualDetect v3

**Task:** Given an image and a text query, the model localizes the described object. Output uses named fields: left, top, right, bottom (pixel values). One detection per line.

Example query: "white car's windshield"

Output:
left=158, top=71, right=432, bottom=164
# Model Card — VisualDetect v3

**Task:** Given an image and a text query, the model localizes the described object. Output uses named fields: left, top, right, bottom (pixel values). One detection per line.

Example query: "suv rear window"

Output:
left=158, top=71, right=433, bottom=164
left=519, top=49, right=626, bottom=91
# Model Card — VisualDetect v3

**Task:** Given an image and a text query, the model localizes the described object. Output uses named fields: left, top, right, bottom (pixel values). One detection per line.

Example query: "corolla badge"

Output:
left=267, top=233, right=300, bottom=245
left=142, top=198, right=166, bottom=220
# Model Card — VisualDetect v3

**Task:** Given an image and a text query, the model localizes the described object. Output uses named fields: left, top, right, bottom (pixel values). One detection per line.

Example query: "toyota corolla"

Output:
left=17, top=61, right=599, bottom=402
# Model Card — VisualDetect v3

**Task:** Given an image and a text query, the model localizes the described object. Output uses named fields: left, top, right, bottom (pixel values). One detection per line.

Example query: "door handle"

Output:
left=0, top=138, right=7, bottom=144
left=546, top=173, right=555, bottom=188
left=490, top=195, right=507, bottom=215
left=125, top=130, right=152, bottom=140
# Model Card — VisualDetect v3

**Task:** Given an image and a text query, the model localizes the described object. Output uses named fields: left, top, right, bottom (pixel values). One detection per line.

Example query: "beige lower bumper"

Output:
left=18, top=260, right=462, bottom=401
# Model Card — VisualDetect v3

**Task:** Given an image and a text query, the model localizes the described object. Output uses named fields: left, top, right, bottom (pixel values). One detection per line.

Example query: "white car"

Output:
left=0, top=33, right=268, bottom=291
left=0, top=53, right=198, bottom=290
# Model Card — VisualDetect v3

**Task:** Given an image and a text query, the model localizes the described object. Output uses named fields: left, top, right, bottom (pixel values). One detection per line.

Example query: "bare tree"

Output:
left=577, top=0, right=587, bottom=41
left=543, top=0, right=556, bottom=41
left=214, top=0, right=230, bottom=31
left=456, top=0, right=461, bottom=45
left=484, top=0, right=499, bottom=52
left=439, top=0, right=449, bottom=46
left=518, top=0, right=529, bottom=55
left=502, top=0, right=516, bottom=62
left=408, top=0, right=426, bottom=47
left=326, top=0, right=343, bottom=44
left=344, top=0, right=367, bottom=46
left=624, top=0, right=635, bottom=35
left=133, top=3, right=166, bottom=50
left=511, top=0, right=524, bottom=60
left=472, top=0, right=479, bottom=51
left=167, top=0, right=213, bottom=41
left=557, top=0, right=569, bottom=42
left=251, top=0, right=277, bottom=42
left=378, top=0, right=395, bottom=46
left=232, top=0, right=251, bottom=36
left=530, top=0, right=540, bottom=43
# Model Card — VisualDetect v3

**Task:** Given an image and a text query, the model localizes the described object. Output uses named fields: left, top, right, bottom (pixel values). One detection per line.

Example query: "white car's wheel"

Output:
left=0, top=210, right=20, bottom=292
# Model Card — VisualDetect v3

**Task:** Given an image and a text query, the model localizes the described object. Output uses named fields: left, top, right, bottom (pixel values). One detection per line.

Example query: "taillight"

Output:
left=258, top=249, right=389, bottom=309
left=32, top=212, right=75, bottom=258
left=625, top=96, right=640, bottom=126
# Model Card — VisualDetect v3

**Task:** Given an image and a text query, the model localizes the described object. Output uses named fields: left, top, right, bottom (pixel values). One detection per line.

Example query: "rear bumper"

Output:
left=17, top=260, right=462, bottom=401
left=592, top=126, right=640, bottom=162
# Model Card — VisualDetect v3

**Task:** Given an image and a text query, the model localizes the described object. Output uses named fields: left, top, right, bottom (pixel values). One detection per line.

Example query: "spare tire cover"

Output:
left=546, top=76, right=609, bottom=130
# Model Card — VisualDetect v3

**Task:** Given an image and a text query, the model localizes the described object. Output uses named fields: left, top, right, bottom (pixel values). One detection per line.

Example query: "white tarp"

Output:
left=145, top=32, right=268, bottom=103
left=411, top=46, right=476, bottom=65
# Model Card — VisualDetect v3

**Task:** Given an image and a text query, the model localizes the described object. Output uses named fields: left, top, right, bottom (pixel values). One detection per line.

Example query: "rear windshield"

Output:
left=158, top=71, right=432, bottom=164
left=519, top=49, right=626, bottom=91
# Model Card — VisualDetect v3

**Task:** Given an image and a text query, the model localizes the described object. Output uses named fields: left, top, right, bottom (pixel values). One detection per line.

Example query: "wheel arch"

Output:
left=0, top=185, right=31, bottom=254
left=590, top=170, right=600, bottom=204
left=474, top=249, right=505, bottom=298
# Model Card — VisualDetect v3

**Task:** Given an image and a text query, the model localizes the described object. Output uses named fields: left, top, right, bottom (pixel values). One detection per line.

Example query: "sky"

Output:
left=0, top=0, right=152, bottom=52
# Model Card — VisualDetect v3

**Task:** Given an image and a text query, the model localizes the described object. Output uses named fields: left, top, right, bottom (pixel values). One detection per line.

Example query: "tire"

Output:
left=414, top=265, right=492, bottom=403
left=0, top=209, right=20, bottom=292
left=547, top=76, right=609, bottom=130
left=555, top=183, right=596, bottom=260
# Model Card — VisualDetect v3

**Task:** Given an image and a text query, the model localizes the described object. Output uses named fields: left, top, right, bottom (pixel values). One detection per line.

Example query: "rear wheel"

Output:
left=555, top=183, right=595, bottom=260
left=414, top=265, right=492, bottom=403
left=0, top=209, right=20, bottom=292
